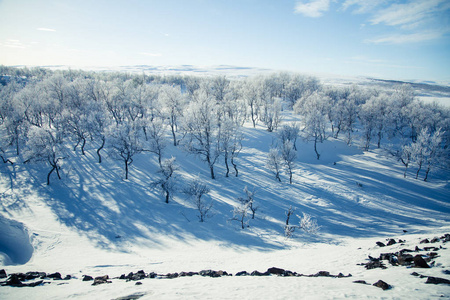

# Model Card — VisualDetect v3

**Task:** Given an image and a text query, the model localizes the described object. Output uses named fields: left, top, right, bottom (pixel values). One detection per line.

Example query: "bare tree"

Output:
left=24, top=126, right=66, bottom=185
left=183, top=178, right=212, bottom=222
left=267, top=148, right=283, bottom=182
left=281, top=140, right=297, bottom=184
left=183, top=91, right=221, bottom=179
left=152, top=157, right=178, bottom=203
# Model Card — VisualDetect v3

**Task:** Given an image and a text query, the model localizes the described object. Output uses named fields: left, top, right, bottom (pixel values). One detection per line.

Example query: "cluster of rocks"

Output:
left=0, top=270, right=70, bottom=287
left=356, top=234, right=450, bottom=290
left=353, top=279, right=392, bottom=290
left=0, top=267, right=352, bottom=288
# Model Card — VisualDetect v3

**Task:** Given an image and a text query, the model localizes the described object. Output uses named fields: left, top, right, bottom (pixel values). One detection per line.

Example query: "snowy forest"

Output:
left=1, top=66, right=450, bottom=298
left=0, top=65, right=449, bottom=187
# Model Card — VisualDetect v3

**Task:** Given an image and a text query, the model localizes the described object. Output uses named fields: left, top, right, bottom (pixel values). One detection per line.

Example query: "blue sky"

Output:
left=0, top=0, right=449, bottom=81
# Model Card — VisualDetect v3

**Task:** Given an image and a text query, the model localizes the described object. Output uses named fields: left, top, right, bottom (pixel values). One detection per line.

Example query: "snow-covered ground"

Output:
left=1, top=106, right=450, bottom=299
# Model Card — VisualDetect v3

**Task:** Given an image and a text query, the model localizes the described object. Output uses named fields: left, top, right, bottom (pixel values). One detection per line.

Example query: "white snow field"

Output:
left=1, top=109, right=450, bottom=299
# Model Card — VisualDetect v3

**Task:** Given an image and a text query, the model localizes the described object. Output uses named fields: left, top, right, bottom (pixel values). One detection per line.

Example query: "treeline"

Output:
left=0, top=66, right=448, bottom=186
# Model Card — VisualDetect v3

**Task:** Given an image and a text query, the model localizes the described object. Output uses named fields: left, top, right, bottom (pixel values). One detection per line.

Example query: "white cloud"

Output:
left=294, top=0, right=331, bottom=17
left=370, top=0, right=450, bottom=29
left=139, top=52, right=162, bottom=57
left=341, top=0, right=386, bottom=14
left=4, top=39, right=26, bottom=49
left=365, top=31, right=443, bottom=44
left=37, top=27, right=56, bottom=32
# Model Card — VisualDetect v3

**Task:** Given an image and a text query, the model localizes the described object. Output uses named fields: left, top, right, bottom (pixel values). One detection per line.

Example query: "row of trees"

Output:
left=1, top=66, right=449, bottom=186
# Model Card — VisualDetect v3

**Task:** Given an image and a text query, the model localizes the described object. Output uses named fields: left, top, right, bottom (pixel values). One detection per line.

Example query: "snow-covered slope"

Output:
left=1, top=111, right=449, bottom=299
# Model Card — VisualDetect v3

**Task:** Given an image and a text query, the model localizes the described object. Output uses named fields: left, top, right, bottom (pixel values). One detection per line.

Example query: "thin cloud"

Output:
left=37, top=27, right=56, bottom=32
left=294, top=0, right=331, bottom=18
left=4, top=39, right=26, bottom=49
left=370, top=0, right=450, bottom=29
left=365, top=31, right=443, bottom=44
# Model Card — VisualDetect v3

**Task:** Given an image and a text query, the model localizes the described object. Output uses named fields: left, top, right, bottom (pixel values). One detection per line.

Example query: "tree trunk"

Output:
left=231, top=156, right=238, bottom=177
left=125, top=160, right=129, bottom=180
left=165, top=191, right=170, bottom=204
left=224, top=152, right=230, bottom=177
left=97, top=137, right=105, bottom=163
left=81, top=137, right=86, bottom=155
left=314, top=137, right=320, bottom=160
left=47, top=166, right=55, bottom=185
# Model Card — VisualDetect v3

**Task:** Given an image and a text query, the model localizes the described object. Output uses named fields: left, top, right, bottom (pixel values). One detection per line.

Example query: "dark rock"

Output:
left=119, top=274, right=126, bottom=280
left=25, top=272, right=41, bottom=280
left=398, top=253, right=414, bottom=266
left=63, top=275, right=71, bottom=280
left=284, top=270, right=296, bottom=276
left=235, top=271, right=248, bottom=276
left=424, top=246, right=439, bottom=251
left=199, top=270, right=222, bottom=277
left=415, top=246, right=421, bottom=252
left=425, top=276, right=450, bottom=285
left=387, top=239, right=396, bottom=246
left=441, top=234, right=450, bottom=242
left=26, top=280, right=44, bottom=287
left=430, top=237, right=440, bottom=243
left=376, top=241, right=386, bottom=247
left=428, top=252, right=439, bottom=259
left=82, top=275, right=94, bottom=281
left=92, top=275, right=111, bottom=286
left=216, top=270, right=229, bottom=276
left=47, top=272, right=62, bottom=280
left=135, top=281, right=142, bottom=285
left=353, top=280, right=368, bottom=284
left=443, top=270, right=450, bottom=275
left=364, top=260, right=387, bottom=270
left=413, top=255, right=430, bottom=268
left=0, top=269, right=6, bottom=279
left=373, top=280, right=391, bottom=290
left=250, top=270, right=269, bottom=276
left=410, top=272, right=420, bottom=276
left=148, top=272, right=158, bottom=278
left=267, top=267, right=285, bottom=275
left=379, top=253, right=393, bottom=260
left=10, top=273, right=27, bottom=281
left=314, top=271, right=331, bottom=277
left=420, top=238, right=430, bottom=244
left=165, top=273, right=178, bottom=279
left=5, top=274, right=23, bottom=286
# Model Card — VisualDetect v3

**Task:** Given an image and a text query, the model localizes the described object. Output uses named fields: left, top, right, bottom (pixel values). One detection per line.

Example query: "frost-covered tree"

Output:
left=281, top=140, right=297, bottom=184
left=238, top=186, right=257, bottom=219
left=294, top=91, right=329, bottom=159
left=24, top=126, right=66, bottom=185
left=158, top=85, right=185, bottom=146
left=220, top=118, right=243, bottom=177
left=267, top=148, right=283, bottom=182
left=278, top=123, right=300, bottom=151
left=242, top=79, right=260, bottom=128
left=183, top=178, right=212, bottom=222
left=108, top=121, right=145, bottom=180
left=146, top=118, right=167, bottom=166
left=152, top=157, right=178, bottom=203
left=410, top=128, right=445, bottom=181
left=183, top=91, right=221, bottom=179
left=231, top=197, right=250, bottom=229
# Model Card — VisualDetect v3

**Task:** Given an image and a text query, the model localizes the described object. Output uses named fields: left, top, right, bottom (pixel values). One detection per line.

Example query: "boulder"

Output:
left=235, top=271, right=248, bottom=276
left=425, top=276, right=450, bottom=285
left=376, top=241, right=386, bottom=247
left=47, top=272, right=62, bottom=280
left=413, top=255, right=430, bottom=268
left=430, top=237, right=440, bottom=243
left=386, top=239, right=396, bottom=246
left=92, top=275, right=111, bottom=286
left=420, top=238, right=430, bottom=244
left=373, top=280, right=391, bottom=290
left=353, top=280, right=368, bottom=284
left=82, top=275, right=94, bottom=281
left=5, top=274, right=23, bottom=286
left=267, top=267, right=285, bottom=275
left=0, top=269, right=6, bottom=279
left=250, top=270, right=269, bottom=276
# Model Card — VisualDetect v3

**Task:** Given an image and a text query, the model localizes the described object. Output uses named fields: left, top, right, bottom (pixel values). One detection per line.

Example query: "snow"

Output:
left=1, top=109, right=450, bottom=299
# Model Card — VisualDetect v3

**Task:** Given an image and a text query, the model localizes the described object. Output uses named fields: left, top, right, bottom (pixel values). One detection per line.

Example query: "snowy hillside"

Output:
left=0, top=67, right=450, bottom=299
